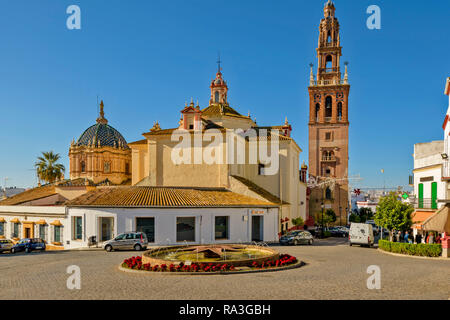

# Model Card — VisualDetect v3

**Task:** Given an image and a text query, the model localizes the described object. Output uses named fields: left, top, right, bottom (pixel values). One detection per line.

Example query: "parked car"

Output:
left=279, top=230, right=314, bottom=246
left=329, top=227, right=349, bottom=238
left=0, top=239, right=14, bottom=253
left=11, top=238, right=46, bottom=253
left=336, top=226, right=349, bottom=233
left=349, top=223, right=374, bottom=247
left=103, top=232, right=148, bottom=252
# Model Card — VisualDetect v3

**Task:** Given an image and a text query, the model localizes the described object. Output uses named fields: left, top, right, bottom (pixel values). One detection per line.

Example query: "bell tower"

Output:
left=308, top=0, right=350, bottom=224
left=209, top=57, right=228, bottom=106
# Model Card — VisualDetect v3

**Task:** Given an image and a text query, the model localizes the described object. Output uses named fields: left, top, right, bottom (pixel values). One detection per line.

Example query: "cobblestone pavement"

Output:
left=0, top=238, right=449, bottom=300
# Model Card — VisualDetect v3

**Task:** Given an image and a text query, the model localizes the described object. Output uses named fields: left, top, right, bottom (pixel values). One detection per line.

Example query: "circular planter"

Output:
left=142, top=244, right=280, bottom=268
left=119, top=260, right=305, bottom=275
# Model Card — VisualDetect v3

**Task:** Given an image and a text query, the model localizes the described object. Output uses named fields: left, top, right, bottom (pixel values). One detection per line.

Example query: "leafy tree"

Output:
left=375, top=192, right=413, bottom=241
left=325, top=209, right=337, bottom=223
left=358, top=207, right=374, bottom=223
left=349, top=213, right=361, bottom=223
left=35, top=151, right=65, bottom=184
left=291, top=217, right=304, bottom=227
left=315, top=210, right=336, bottom=227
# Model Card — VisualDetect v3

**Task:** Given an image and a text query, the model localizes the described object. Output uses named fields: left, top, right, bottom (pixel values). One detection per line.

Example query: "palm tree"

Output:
left=35, top=151, right=65, bottom=184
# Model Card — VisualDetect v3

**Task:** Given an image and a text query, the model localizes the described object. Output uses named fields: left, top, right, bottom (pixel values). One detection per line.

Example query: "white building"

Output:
left=355, top=200, right=378, bottom=213
left=410, top=78, right=450, bottom=233
left=412, top=140, right=445, bottom=210
left=0, top=186, right=279, bottom=249
left=441, top=77, right=450, bottom=194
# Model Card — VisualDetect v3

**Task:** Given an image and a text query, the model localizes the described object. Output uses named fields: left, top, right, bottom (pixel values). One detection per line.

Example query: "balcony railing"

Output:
left=310, top=79, right=347, bottom=86
left=323, top=42, right=338, bottom=47
left=322, top=156, right=336, bottom=162
left=412, top=198, right=438, bottom=210
left=320, top=67, right=338, bottom=73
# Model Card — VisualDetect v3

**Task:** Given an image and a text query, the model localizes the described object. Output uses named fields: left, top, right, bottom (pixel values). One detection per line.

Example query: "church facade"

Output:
left=308, top=0, right=350, bottom=223
left=0, top=65, right=309, bottom=248
left=130, top=67, right=308, bottom=232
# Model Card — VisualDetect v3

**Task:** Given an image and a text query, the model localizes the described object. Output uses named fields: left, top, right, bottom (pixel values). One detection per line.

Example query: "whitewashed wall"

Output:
left=67, top=206, right=279, bottom=248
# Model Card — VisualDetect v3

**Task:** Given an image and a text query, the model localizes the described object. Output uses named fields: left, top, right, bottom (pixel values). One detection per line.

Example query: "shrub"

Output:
left=378, top=240, right=442, bottom=257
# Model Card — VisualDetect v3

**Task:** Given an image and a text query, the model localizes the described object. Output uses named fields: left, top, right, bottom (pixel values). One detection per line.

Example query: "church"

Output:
left=0, top=63, right=308, bottom=248
left=0, top=1, right=350, bottom=249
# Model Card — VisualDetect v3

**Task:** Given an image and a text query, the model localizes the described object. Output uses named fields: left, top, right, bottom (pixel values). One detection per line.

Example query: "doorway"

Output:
left=25, top=227, right=31, bottom=238
left=23, top=222, right=34, bottom=239
left=99, top=217, right=114, bottom=242
left=251, top=216, right=264, bottom=242
left=136, top=217, right=155, bottom=243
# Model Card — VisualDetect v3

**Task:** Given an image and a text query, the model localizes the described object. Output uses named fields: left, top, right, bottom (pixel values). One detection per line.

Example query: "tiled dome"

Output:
left=75, top=100, right=129, bottom=149
left=76, top=123, right=129, bottom=149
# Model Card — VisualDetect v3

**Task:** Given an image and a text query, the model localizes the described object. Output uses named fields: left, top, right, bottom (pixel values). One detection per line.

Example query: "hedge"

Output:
left=378, top=240, right=442, bottom=257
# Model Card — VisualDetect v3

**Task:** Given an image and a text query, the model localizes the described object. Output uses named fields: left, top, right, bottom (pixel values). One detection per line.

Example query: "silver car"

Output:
left=279, top=231, right=314, bottom=246
left=0, top=239, right=13, bottom=253
left=103, top=232, right=148, bottom=252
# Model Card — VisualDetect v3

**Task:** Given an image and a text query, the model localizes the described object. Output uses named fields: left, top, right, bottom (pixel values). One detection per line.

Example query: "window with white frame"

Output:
left=54, top=226, right=62, bottom=243
left=72, top=217, right=82, bottom=240
left=39, top=224, right=47, bottom=241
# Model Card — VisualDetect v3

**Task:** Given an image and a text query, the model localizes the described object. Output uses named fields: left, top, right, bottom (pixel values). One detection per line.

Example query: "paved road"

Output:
left=0, top=238, right=449, bottom=300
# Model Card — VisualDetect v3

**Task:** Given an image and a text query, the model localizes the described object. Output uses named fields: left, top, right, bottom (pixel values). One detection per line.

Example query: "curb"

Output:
left=118, top=261, right=306, bottom=276
left=67, top=248, right=104, bottom=251
left=377, top=249, right=449, bottom=261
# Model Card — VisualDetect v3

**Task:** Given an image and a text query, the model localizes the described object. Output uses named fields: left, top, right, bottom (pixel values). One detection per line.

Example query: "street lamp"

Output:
left=321, top=202, right=325, bottom=239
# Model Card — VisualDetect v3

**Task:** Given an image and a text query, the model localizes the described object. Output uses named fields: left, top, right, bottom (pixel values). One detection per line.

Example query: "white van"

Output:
left=349, top=223, right=375, bottom=247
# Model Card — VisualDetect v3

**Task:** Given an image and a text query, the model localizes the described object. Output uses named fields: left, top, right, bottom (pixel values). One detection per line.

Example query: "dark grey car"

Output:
left=279, top=231, right=314, bottom=246
left=102, top=232, right=148, bottom=252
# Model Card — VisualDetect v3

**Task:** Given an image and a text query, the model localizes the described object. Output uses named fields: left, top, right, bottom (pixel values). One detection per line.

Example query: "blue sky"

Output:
left=0, top=0, right=449, bottom=189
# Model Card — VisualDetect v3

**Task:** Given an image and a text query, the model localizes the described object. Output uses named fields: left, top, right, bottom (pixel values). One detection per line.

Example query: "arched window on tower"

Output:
left=214, top=91, right=220, bottom=103
left=325, top=55, right=333, bottom=71
left=315, top=103, right=320, bottom=121
left=327, top=31, right=332, bottom=43
left=337, top=102, right=343, bottom=120
left=325, top=96, right=332, bottom=119
left=322, top=151, right=335, bottom=161
left=81, top=161, right=86, bottom=173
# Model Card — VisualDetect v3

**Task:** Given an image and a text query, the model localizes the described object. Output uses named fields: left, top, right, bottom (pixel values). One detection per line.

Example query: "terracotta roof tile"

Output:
left=0, top=185, right=57, bottom=206
left=66, top=186, right=277, bottom=208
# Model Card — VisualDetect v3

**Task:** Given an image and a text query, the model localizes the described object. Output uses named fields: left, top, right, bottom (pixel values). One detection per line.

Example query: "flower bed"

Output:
left=121, top=254, right=298, bottom=273
left=378, top=240, right=442, bottom=257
